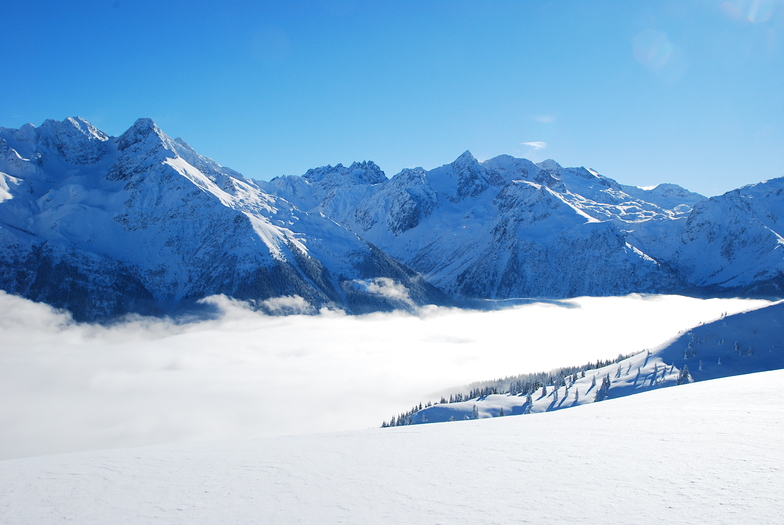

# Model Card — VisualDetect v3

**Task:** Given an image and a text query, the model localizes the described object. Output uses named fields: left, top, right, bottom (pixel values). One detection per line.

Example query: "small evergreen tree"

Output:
left=677, top=365, right=692, bottom=385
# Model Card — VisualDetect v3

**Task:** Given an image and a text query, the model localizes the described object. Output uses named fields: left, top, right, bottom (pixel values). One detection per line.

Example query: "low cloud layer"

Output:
left=0, top=291, right=769, bottom=459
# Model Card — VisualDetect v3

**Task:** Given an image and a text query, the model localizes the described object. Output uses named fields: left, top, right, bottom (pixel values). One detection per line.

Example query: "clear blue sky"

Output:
left=2, top=0, right=782, bottom=196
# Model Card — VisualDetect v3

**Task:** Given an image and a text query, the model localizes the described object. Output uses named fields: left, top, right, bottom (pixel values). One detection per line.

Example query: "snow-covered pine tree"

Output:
left=595, top=374, right=611, bottom=401
left=676, top=365, right=692, bottom=385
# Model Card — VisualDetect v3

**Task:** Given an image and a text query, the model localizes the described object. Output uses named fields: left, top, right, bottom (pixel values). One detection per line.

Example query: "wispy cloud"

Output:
left=522, top=141, right=547, bottom=150
left=354, top=278, right=414, bottom=307
left=533, top=116, right=556, bottom=124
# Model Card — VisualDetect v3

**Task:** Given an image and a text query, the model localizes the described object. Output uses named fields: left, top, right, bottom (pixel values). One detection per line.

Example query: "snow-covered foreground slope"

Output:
left=402, top=298, right=784, bottom=424
left=2, top=370, right=782, bottom=524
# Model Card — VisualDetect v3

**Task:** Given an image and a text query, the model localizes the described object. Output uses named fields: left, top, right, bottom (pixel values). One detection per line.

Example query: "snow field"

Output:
left=1, top=369, right=782, bottom=524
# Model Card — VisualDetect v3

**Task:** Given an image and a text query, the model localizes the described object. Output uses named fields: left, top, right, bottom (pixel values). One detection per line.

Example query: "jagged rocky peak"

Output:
left=39, top=117, right=109, bottom=142
left=303, top=160, right=387, bottom=185
left=345, top=160, right=387, bottom=184
left=453, top=149, right=479, bottom=166
left=421, top=150, right=490, bottom=202
left=32, top=116, right=110, bottom=164
left=116, top=117, right=175, bottom=153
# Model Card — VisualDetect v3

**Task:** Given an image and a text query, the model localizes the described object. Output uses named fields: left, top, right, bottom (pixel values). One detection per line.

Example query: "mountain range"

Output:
left=1, top=117, right=782, bottom=321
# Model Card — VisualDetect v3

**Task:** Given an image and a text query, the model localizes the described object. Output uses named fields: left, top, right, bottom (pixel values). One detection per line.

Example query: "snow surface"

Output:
left=1, top=370, right=782, bottom=524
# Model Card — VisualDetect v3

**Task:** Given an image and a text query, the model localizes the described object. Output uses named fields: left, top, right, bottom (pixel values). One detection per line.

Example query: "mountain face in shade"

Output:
left=0, top=117, right=447, bottom=321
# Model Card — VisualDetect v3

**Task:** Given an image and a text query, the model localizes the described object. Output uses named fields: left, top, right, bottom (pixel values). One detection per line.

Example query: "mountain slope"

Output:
left=0, top=117, right=446, bottom=320
left=666, top=178, right=784, bottom=294
left=1, top=369, right=781, bottom=524
left=402, top=299, right=784, bottom=424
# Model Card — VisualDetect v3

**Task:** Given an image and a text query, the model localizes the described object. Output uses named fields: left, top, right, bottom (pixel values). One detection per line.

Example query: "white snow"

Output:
left=1, top=369, right=781, bottom=524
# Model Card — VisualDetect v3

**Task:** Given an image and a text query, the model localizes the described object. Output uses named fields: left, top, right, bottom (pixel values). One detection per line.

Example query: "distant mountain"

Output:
left=0, top=117, right=446, bottom=321
left=2, top=117, right=782, bottom=321
left=263, top=152, right=695, bottom=298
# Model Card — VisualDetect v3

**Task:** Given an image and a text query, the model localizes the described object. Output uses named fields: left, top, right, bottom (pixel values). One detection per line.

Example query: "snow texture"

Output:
left=1, top=370, right=781, bottom=524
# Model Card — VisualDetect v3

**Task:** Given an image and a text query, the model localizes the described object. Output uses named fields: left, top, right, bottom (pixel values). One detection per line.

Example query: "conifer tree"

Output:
left=677, top=365, right=692, bottom=385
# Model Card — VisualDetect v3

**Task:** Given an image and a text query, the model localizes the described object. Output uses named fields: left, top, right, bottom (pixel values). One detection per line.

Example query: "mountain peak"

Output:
left=39, top=116, right=109, bottom=142
left=33, top=117, right=110, bottom=164
left=537, top=159, right=562, bottom=172
left=116, top=118, right=165, bottom=152
left=347, top=161, right=387, bottom=184
left=454, top=150, right=477, bottom=165
left=303, top=161, right=387, bottom=185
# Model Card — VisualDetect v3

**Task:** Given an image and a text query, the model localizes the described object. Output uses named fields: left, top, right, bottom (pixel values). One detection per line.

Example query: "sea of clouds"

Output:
left=0, top=291, right=770, bottom=460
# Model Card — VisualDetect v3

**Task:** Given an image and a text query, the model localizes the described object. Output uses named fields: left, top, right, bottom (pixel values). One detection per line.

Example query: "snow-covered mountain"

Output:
left=663, top=178, right=784, bottom=295
left=0, top=117, right=446, bottom=321
left=263, top=152, right=697, bottom=298
left=2, top=116, right=782, bottom=321
left=394, top=299, right=784, bottom=425
left=265, top=151, right=784, bottom=301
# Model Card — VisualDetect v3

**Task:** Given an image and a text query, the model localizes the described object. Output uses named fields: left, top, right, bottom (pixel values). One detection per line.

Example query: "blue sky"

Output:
left=1, top=0, right=782, bottom=196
